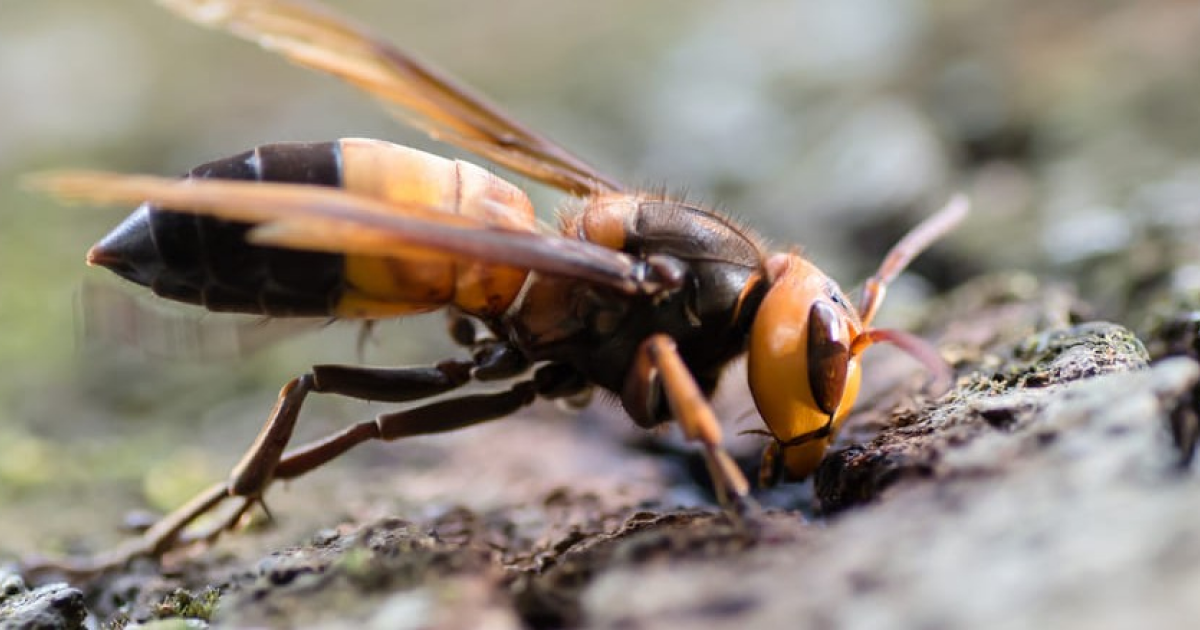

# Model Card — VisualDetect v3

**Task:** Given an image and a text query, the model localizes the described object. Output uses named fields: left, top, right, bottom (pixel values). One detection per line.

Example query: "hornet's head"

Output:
left=746, top=195, right=968, bottom=485
left=747, top=254, right=863, bottom=484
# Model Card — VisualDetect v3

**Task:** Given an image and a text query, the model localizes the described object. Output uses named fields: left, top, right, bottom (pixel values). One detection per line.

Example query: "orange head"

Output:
left=748, top=254, right=864, bottom=483
left=746, top=195, right=968, bottom=485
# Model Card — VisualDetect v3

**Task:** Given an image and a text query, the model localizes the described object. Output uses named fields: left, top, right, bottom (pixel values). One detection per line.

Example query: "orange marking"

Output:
left=336, top=139, right=535, bottom=318
left=578, top=195, right=633, bottom=250
left=646, top=336, right=722, bottom=447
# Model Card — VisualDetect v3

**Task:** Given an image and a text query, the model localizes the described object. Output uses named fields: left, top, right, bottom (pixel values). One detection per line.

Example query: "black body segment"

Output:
left=509, top=199, right=769, bottom=425
left=88, top=142, right=348, bottom=316
left=310, top=361, right=474, bottom=402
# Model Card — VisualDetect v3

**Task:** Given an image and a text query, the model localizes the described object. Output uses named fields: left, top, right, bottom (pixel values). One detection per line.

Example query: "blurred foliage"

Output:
left=2, top=0, right=1200, bottom=557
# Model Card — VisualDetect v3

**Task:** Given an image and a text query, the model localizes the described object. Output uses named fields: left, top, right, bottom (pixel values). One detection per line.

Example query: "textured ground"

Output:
left=5, top=1, right=1200, bottom=628
left=7, top=274, right=1200, bottom=629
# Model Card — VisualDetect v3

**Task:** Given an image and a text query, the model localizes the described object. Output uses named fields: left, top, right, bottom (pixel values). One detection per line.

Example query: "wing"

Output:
left=31, top=171, right=672, bottom=296
left=157, top=0, right=624, bottom=197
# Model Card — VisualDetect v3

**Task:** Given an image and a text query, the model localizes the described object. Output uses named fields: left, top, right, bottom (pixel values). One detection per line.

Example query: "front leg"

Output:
left=624, top=334, right=756, bottom=514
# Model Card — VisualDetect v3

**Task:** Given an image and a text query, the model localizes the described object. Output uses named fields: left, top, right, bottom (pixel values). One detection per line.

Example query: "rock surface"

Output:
left=10, top=276, right=1200, bottom=629
left=0, top=572, right=87, bottom=630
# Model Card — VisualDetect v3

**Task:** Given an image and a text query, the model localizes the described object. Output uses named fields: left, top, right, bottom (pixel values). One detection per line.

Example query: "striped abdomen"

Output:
left=87, top=139, right=536, bottom=319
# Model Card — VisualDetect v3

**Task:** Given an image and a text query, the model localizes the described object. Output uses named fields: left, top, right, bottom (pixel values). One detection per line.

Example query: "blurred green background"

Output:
left=2, top=0, right=1200, bottom=559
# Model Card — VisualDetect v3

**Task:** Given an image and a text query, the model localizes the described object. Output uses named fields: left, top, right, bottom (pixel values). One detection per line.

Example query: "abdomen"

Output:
left=88, top=139, right=536, bottom=319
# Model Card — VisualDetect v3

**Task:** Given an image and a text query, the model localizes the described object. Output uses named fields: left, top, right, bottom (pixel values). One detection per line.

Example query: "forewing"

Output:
left=32, top=171, right=657, bottom=295
left=157, top=0, right=624, bottom=196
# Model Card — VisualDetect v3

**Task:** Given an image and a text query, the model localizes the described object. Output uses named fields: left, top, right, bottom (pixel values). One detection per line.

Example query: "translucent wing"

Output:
left=33, top=171, right=671, bottom=296
left=158, top=0, right=624, bottom=196
left=79, top=279, right=330, bottom=361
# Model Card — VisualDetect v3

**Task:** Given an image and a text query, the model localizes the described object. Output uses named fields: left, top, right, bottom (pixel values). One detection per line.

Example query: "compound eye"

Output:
left=807, top=301, right=851, bottom=417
